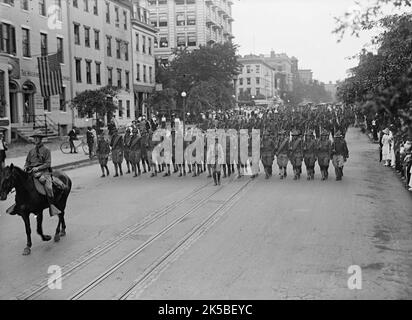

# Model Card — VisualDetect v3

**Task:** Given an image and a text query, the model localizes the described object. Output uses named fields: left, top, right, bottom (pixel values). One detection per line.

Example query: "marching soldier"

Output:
left=303, top=131, right=317, bottom=180
left=110, top=129, right=124, bottom=177
left=123, top=127, right=132, bottom=174
left=261, top=128, right=275, bottom=179
left=96, top=134, right=110, bottom=178
left=289, top=130, right=304, bottom=180
left=331, top=131, right=349, bottom=181
left=129, top=127, right=142, bottom=177
left=317, top=130, right=332, bottom=181
left=275, top=129, right=290, bottom=180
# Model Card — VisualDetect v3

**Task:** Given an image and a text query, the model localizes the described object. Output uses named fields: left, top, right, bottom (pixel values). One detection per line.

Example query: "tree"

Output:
left=71, top=85, right=120, bottom=118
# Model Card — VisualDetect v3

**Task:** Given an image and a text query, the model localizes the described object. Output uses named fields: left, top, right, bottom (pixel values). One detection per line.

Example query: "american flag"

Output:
left=37, top=53, right=63, bottom=97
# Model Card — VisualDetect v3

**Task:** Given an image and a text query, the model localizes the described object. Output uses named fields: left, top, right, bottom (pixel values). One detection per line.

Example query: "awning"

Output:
left=133, top=84, right=155, bottom=94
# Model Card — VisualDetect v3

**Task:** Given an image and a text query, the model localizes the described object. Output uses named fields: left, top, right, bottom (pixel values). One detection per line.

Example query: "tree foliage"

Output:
left=337, top=14, right=412, bottom=138
left=289, top=80, right=332, bottom=105
left=71, top=85, right=120, bottom=117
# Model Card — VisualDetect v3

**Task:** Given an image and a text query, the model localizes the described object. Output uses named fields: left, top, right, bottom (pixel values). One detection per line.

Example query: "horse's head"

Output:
left=0, top=164, right=15, bottom=201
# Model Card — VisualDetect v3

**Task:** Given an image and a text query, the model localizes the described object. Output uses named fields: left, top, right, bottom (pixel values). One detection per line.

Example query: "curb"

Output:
left=53, top=158, right=99, bottom=172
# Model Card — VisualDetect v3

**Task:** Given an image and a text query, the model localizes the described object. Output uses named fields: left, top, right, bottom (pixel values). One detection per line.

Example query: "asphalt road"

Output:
left=0, top=128, right=411, bottom=300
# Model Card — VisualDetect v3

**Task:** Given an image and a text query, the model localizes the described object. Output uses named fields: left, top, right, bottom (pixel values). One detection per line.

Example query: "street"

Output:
left=0, top=128, right=411, bottom=300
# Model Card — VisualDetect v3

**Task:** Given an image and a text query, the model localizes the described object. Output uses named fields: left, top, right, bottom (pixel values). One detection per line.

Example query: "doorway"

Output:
left=9, top=81, right=19, bottom=124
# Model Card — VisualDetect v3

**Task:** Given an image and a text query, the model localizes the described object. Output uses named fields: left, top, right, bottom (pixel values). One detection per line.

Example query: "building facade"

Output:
left=237, top=55, right=277, bottom=105
left=131, top=0, right=157, bottom=117
left=298, top=69, right=313, bottom=85
left=147, top=0, right=234, bottom=63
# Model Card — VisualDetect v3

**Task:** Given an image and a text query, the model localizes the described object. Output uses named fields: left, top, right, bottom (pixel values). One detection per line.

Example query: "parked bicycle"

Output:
left=60, top=136, right=92, bottom=156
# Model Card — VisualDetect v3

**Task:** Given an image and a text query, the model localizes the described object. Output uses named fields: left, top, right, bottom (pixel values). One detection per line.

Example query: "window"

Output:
left=22, top=28, right=30, bottom=57
left=106, top=36, right=111, bottom=56
left=150, top=15, right=158, bottom=27
left=107, top=67, right=113, bottom=86
left=93, top=0, right=98, bottom=15
left=84, top=26, right=90, bottom=47
left=246, top=65, right=251, bottom=73
left=159, top=14, right=167, bottom=27
left=74, top=24, right=80, bottom=45
left=158, top=0, right=167, bottom=4
left=125, top=71, right=130, bottom=90
left=106, top=2, right=110, bottom=23
left=149, top=66, right=152, bottom=83
left=176, top=13, right=185, bottom=26
left=83, top=0, right=88, bottom=12
left=117, top=68, right=122, bottom=88
left=135, top=33, right=139, bottom=51
left=0, top=23, right=16, bottom=55
left=60, top=87, right=66, bottom=111
left=55, top=0, right=62, bottom=21
left=75, top=58, right=82, bottom=82
left=176, top=34, right=185, bottom=47
left=96, top=62, right=101, bottom=85
left=123, top=11, right=127, bottom=30
left=39, top=0, right=46, bottom=15
left=148, top=0, right=156, bottom=5
left=118, top=100, right=123, bottom=118
left=255, top=65, right=260, bottom=73
left=21, top=0, right=28, bottom=10
left=126, top=100, right=130, bottom=118
left=187, top=33, right=196, bottom=46
left=256, top=77, right=260, bottom=85
left=86, top=60, right=92, bottom=84
left=159, top=35, right=168, bottom=48
left=73, top=0, right=78, bottom=8
left=187, top=12, right=196, bottom=25
left=40, top=33, right=48, bottom=56
left=143, top=65, right=146, bottom=82
left=57, top=37, right=64, bottom=63
left=44, top=97, right=51, bottom=112
left=116, top=40, right=121, bottom=59
left=148, top=38, right=152, bottom=55
left=239, top=78, right=243, bottom=85
left=175, top=0, right=184, bottom=5
left=136, top=63, right=140, bottom=81
left=256, top=88, right=260, bottom=96
left=247, top=78, right=251, bottom=85
left=142, top=35, right=146, bottom=53
left=115, top=7, right=119, bottom=26
left=154, top=37, right=158, bottom=48
left=124, top=42, right=129, bottom=61
left=94, top=30, right=100, bottom=49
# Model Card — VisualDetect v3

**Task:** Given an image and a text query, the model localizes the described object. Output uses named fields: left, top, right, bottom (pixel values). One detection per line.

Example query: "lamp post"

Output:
left=181, top=91, right=187, bottom=134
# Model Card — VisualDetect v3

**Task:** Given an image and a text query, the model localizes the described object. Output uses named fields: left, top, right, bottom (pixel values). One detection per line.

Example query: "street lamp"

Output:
left=181, top=91, right=187, bottom=133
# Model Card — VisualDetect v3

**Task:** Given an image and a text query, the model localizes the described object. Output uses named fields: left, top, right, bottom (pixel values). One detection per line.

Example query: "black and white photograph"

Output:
left=0, top=0, right=411, bottom=305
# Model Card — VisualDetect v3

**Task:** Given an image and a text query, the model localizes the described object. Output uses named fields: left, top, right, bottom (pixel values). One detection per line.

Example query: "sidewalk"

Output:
left=5, top=149, right=96, bottom=171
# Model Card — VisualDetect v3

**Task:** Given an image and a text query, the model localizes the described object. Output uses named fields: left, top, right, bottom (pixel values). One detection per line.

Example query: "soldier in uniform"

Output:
left=123, top=127, right=132, bottom=174
left=129, top=127, right=142, bottom=177
left=303, top=131, right=317, bottom=180
left=261, top=128, right=275, bottom=179
left=317, top=130, right=332, bottom=181
left=289, top=130, right=304, bottom=180
left=331, top=131, right=349, bottom=181
left=110, top=129, right=124, bottom=177
left=96, top=134, right=110, bottom=178
left=139, top=122, right=150, bottom=174
left=275, top=129, right=289, bottom=180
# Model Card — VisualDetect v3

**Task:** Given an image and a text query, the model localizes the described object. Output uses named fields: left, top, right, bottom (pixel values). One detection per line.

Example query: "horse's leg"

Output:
left=36, top=212, right=52, bottom=242
left=54, top=213, right=62, bottom=242
left=21, top=214, right=32, bottom=256
left=60, top=212, right=66, bottom=237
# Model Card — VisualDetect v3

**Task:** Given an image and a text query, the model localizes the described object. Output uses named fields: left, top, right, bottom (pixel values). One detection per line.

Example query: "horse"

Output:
left=0, top=164, right=72, bottom=255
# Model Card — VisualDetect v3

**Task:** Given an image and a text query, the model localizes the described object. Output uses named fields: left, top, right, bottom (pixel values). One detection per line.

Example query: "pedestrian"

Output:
left=331, top=131, right=349, bottom=181
left=303, top=131, right=317, bottom=180
left=86, top=127, right=95, bottom=159
left=317, top=130, right=332, bottom=181
left=0, top=131, right=8, bottom=171
left=68, top=126, right=78, bottom=153
left=110, top=128, right=124, bottom=177
left=96, top=134, right=110, bottom=177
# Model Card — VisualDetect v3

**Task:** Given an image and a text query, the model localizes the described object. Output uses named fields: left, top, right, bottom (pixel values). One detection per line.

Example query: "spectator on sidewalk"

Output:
left=68, top=127, right=78, bottom=154
left=381, top=128, right=392, bottom=166
left=86, top=127, right=95, bottom=159
left=0, top=131, right=8, bottom=170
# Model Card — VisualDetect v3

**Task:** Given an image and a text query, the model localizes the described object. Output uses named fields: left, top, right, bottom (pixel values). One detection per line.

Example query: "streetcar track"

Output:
left=68, top=182, right=229, bottom=300
left=16, top=179, right=215, bottom=300
left=118, top=179, right=254, bottom=300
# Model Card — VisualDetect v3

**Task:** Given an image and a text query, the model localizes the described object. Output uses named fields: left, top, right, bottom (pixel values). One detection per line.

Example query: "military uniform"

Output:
left=110, top=132, right=124, bottom=177
left=96, top=135, right=110, bottom=177
left=289, top=130, right=304, bottom=180
left=129, top=130, right=142, bottom=177
left=331, top=131, right=349, bottom=181
left=261, top=130, right=275, bottom=179
left=123, top=129, right=132, bottom=174
left=303, top=132, right=317, bottom=180
left=275, top=130, right=290, bottom=179
left=317, top=130, right=332, bottom=180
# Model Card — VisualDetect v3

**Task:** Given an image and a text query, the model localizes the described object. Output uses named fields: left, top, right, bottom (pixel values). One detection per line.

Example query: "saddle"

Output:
left=33, top=173, right=66, bottom=196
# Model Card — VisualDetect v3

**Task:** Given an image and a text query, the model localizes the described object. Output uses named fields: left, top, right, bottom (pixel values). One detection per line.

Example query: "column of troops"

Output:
left=94, top=104, right=353, bottom=182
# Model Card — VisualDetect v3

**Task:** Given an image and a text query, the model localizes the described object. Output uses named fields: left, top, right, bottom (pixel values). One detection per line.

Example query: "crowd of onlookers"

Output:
left=360, top=113, right=412, bottom=192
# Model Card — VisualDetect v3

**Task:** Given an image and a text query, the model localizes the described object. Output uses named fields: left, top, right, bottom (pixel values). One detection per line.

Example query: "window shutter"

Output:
left=0, top=24, right=3, bottom=52
left=11, top=25, right=16, bottom=55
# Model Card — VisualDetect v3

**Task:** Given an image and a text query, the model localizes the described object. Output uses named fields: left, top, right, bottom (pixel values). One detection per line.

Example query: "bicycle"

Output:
left=60, top=136, right=92, bottom=156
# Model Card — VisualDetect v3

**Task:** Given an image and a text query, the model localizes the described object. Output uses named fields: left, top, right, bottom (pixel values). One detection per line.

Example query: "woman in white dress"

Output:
left=381, top=128, right=392, bottom=166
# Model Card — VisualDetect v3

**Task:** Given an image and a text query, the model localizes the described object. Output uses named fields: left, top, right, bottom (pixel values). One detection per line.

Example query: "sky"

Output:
left=232, top=0, right=379, bottom=84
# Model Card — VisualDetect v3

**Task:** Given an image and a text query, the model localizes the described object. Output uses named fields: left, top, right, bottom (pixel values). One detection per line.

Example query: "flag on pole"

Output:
left=37, top=53, right=63, bottom=98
